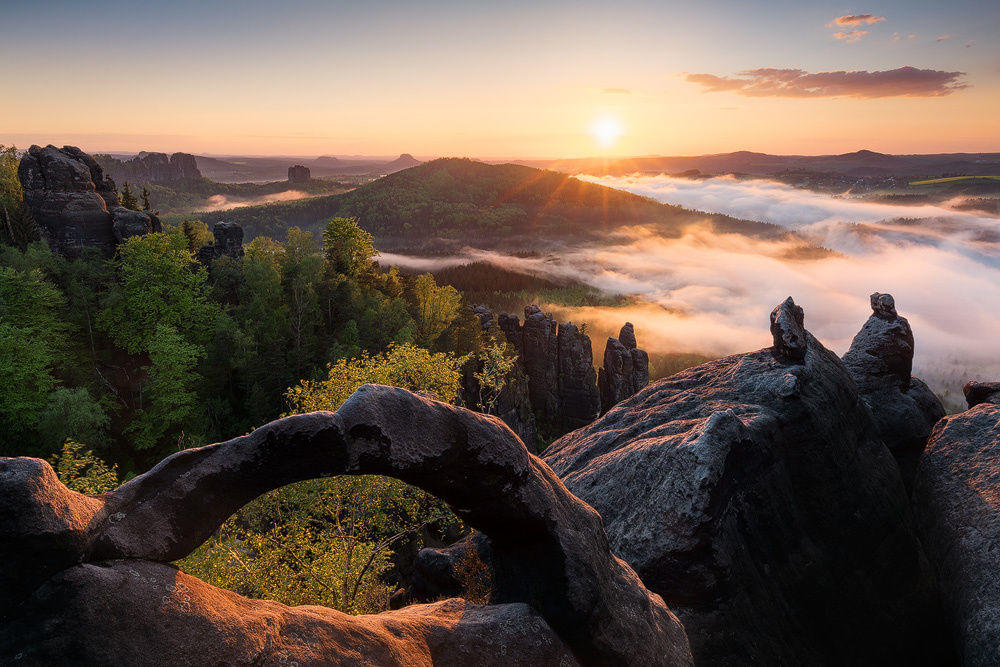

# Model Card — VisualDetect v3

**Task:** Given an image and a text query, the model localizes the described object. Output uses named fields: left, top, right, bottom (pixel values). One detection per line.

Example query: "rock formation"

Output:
left=519, top=305, right=561, bottom=418
left=842, top=293, right=945, bottom=487
left=598, top=322, right=650, bottom=413
left=483, top=306, right=651, bottom=434
left=197, top=221, right=245, bottom=264
left=541, top=297, right=952, bottom=665
left=914, top=392, right=1000, bottom=664
left=287, top=164, right=311, bottom=183
left=963, top=381, right=1000, bottom=408
left=96, top=151, right=202, bottom=184
left=0, top=386, right=691, bottom=666
left=464, top=305, right=536, bottom=445
left=18, top=145, right=161, bottom=256
left=556, top=322, right=601, bottom=430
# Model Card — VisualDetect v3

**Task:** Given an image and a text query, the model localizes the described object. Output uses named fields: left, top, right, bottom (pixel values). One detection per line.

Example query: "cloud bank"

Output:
left=685, top=66, right=967, bottom=98
left=383, top=176, right=1000, bottom=409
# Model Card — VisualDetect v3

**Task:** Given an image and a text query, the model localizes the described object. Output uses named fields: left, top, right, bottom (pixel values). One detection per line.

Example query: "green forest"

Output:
left=1, top=146, right=518, bottom=613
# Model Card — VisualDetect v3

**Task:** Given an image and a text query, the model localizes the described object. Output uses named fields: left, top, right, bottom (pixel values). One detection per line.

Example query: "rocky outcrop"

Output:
left=288, top=164, right=311, bottom=183
left=197, top=221, right=245, bottom=264
left=3, top=560, right=576, bottom=666
left=18, top=145, right=160, bottom=256
left=96, top=151, right=202, bottom=184
left=842, top=293, right=945, bottom=487
left=542, top=297, right=951, bottom=665
left=520, top=305, right=561, bottom=418
left=963, top=381, right=1000, bottom=408
left=0, top=386, right=691, bottom=666
left=598, top=322, right=649, bottom=413
left=914, top=397, right=1000, bottom=665
left=557, top=322, right=601, bottom=430
left=485, top=306, right=651, bottom=434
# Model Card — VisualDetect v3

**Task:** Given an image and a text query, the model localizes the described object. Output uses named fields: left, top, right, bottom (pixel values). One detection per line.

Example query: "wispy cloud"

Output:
left=937, top=34, right=952, bottom=42
left=685, top=66, right=968, bottom=98
left=832, top=14, right=886, bottom=26
left=834, top=29, right=868, bottom=43
left=601, top=88, right=631, bottom=94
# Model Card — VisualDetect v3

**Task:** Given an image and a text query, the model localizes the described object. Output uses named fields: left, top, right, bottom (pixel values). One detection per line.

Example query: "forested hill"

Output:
left=203, top=158, right=786, bottom=250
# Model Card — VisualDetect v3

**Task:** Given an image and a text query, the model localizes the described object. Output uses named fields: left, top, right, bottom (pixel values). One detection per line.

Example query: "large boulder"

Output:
left=543, top=297, right=952, bottom=665
left=842, top=293, right=945, bottom=486
left=914, top=393, right=1000, bottom=665
left=598, top=322, right=649, bottom=413
left=18, top=145, right=159, bottom=256
left=1, top=386, right=691, bottom=666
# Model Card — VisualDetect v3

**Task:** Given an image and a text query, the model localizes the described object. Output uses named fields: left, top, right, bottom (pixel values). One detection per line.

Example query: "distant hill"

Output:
left=203, top=157, right=804, bottom=252
left=192, top=153, right=425, bottom=182
left=521, top=150, right=1000, bottom=179
left=382, top=153, right=421, bottom=172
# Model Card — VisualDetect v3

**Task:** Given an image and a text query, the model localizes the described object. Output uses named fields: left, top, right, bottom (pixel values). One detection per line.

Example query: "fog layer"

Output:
left=381, top=175, right=1000, bottom=408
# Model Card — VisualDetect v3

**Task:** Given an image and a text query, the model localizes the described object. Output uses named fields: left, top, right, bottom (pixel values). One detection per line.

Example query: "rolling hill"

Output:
left=203, top=158, right=798, bottom=252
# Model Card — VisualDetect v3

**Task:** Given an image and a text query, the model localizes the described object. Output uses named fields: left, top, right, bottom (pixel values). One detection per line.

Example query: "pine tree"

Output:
left=141, top=187, right=151, bottom=211
left=120, top=182, right=138, bottom=210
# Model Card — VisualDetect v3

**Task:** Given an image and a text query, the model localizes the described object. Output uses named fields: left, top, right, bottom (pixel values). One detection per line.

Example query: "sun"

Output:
left=590, top=117, right=624, bottom=147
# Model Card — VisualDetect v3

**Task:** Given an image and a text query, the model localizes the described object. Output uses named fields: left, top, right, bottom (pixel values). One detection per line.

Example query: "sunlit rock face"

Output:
left=914, top=396, right=1000, bottom=665
left=18, top=145, right=160, bottom=256
left=0, top=386, right=691, bottom=666
left=842, top=293, right=945, bottom=488
left=543, top=297, right=953, bottom=666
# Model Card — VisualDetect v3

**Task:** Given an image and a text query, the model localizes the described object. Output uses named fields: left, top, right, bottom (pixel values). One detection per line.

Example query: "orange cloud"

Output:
left=834, top=29, right=868, bottom=43
left=685, top=66, right=968, bottom=98
left=832, top=14, right=886, bottom=26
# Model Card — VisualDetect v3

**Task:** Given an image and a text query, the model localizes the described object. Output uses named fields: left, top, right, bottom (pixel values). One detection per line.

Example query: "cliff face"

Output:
left=96, top=151, right=202, bottom=184
left=18, top=145, right=160, bottom=256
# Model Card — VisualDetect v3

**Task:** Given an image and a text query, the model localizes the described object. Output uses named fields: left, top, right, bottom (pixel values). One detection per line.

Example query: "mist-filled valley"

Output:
left=379, top=173, right=1000, bottom=410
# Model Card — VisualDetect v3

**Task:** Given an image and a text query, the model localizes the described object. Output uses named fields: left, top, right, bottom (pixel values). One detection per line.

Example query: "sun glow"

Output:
left=590, top=117, right=624, bottom=148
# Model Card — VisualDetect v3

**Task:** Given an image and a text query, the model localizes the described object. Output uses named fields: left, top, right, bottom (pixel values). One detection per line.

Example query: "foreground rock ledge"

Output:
left=542, top=296, right=952, bottom=665
left=0, top=385, right=691, bottom=666
left=915, top=398, right=1000, bottom=664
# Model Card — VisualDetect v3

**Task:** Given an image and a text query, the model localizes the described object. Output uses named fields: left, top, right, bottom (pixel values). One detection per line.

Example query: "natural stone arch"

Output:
left=1, top=385, right=691, bottom=666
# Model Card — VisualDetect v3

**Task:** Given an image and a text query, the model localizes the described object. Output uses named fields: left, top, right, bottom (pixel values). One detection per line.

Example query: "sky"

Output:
left=1, top=0, right=997, bottom=158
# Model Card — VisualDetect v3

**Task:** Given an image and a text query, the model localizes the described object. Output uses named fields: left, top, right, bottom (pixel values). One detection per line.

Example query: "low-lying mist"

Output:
left=196, top=190, right=313, bottom=212
left=381, top=175, right=1000, bottom=410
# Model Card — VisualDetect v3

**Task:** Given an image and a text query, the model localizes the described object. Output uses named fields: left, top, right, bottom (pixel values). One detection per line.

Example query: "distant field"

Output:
left=908, top=175, right=1000, bottom=186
